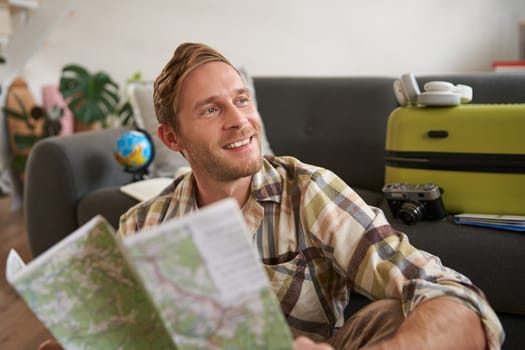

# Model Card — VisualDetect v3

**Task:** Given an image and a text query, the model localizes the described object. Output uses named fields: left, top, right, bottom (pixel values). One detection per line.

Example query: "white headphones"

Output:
left=394, top=73, right=473, bottom=107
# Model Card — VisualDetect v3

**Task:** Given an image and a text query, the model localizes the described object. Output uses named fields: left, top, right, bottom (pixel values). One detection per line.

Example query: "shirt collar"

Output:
left=166, top=171, right=198, bottom=216
left=174, top=156, right=283, bottom=208
left=251, top=156, right=283, bottom=203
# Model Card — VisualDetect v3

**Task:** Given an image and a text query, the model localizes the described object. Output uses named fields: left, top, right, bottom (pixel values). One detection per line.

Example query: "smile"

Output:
left=224, top=137, right=251, bottom=150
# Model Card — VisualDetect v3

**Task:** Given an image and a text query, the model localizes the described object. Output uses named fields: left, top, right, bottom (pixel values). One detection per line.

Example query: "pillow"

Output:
left=238, top=68, right=275, bottom=156
left=128, top=69, right=274, bottom=178
left=128, top=82, right=187, bottom=178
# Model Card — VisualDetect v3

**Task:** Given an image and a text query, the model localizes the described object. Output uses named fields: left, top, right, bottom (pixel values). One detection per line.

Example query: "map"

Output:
left=125, top=203, right=293, bottom=350
left=7, top=199, right=293, bottom=350
left=7, top=218, right=174, bottom=349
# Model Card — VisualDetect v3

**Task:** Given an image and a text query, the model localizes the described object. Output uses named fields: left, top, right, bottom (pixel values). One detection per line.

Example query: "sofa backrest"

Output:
left=254, top=77, right=399, bottom=192
left=254, top=73, right=525, bottom=194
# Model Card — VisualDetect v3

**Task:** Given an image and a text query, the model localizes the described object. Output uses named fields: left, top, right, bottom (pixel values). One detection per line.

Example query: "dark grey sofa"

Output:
left=24, top=73, right=525, bottom=349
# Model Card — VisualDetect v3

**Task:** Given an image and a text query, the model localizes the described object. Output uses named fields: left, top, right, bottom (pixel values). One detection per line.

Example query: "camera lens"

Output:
left=398, top=201, right=425, bottom=225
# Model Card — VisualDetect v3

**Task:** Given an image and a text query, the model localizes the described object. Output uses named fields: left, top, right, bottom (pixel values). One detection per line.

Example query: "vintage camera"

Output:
left=382, top=182, right=447, bottom=225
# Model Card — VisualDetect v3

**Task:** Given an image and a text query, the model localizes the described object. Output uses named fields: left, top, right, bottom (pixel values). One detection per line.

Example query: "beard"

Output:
left=181, top=131, right=263, bottom=182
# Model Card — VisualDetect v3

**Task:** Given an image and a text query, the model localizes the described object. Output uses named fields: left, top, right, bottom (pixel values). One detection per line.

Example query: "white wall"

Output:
left=20, top=0, right=525, bottom=85
left=1, top=0, right=524, bottom=198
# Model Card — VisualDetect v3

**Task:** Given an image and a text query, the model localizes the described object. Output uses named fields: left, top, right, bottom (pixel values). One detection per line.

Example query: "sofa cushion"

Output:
left=77, top=187, right=139, bottom=229
left=353, top=188, right=384, bottom=207
left=379, top=200, right=525, bottom=316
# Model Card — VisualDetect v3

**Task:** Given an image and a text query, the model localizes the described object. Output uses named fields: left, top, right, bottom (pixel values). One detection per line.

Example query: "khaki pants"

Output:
left=326, top=299, right=404, bottom=350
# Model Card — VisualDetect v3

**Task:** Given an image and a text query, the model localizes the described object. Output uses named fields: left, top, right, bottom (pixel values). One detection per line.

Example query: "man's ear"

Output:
left=157, top=123, right=183, bottom=152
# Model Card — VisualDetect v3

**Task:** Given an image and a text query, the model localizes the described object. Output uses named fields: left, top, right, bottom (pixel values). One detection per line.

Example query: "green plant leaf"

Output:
left=126, top=72, right=142, bottom=84
left=11, top=154, right=28, bottom=173
left=14, top=134, right=40, bottom=149
left=3, top=107, right=26, bottom=121
left=3, top=93, right=35, bottom=130
left=59, top=64, right=121, bottom=125
left=62, top=64, right=90, bottom=80
left=118, top=101, right=134, bottom=125
left=98, top=96, right=118, bottom=115
left=59, top=77, right=85, bottom=98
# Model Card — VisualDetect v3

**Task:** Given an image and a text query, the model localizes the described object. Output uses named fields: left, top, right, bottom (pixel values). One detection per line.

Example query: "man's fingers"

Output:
left=38, top=339, right=64, bottom=350
left=294, top=336, right=334, bottom=350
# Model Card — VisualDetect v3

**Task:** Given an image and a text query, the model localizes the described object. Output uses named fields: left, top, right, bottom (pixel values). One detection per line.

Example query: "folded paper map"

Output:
left=6, top=199, right=293, bottom=349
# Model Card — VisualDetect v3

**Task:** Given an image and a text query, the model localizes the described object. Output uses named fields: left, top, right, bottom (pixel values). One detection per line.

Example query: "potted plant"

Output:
left=59, top=64, right=121, bottom=131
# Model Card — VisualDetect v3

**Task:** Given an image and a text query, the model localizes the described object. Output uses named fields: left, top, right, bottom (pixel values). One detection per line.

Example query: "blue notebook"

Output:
left=453, top=214, right=525, bottom=232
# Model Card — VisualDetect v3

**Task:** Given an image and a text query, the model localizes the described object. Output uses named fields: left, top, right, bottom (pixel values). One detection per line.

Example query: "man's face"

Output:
left=174, top=61, right=263, bottom=182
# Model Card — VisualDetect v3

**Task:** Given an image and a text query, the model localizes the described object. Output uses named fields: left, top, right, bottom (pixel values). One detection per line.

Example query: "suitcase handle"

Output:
left=427, top=130, right=449, bottom=138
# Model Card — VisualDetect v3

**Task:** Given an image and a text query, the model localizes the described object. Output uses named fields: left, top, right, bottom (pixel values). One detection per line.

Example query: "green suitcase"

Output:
left=384, top=104, right=525, bottom=215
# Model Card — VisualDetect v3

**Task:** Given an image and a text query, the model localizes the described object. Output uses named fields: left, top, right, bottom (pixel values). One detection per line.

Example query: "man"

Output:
left=42, top=43, right=503, bottom=350
left=119, top=42, right=503, bottom=349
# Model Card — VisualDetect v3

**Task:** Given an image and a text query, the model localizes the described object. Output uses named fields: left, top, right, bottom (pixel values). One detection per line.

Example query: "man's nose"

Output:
left=223, top=104, right=247, bottom=129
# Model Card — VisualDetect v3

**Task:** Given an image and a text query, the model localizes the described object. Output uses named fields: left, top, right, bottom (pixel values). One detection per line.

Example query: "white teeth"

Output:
left=225, top=138, right=250, bottom=149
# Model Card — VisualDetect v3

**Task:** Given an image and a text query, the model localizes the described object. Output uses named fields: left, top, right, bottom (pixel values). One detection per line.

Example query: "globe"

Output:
left=114, top=130, right=154, bottom=177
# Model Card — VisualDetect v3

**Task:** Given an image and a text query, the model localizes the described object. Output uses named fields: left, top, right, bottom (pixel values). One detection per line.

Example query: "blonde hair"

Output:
left=153, top=42, right=235, bottom=130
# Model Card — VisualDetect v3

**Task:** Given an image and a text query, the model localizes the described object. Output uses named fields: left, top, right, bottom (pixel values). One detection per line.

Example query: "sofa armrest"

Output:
left=24, top=127, right=134, bottom=257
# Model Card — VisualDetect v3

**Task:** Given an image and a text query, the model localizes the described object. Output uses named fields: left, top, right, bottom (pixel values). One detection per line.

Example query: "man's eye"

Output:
left=237, top=96, right=250, bottom=106
left=202, top=106, right=218, bottom=115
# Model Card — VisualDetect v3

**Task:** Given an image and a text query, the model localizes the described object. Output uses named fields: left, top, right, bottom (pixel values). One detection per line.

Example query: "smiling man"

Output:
left=116, top=43, right=505, bottom=350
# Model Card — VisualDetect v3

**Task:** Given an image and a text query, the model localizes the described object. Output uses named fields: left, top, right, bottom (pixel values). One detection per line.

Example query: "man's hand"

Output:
left=41, top=336, right=332, bottom=350
left=294, top=336, right=334, bottom=350
left=38, top=339, right=63, bottom=350
left=364, top=298, right=486, bottom=350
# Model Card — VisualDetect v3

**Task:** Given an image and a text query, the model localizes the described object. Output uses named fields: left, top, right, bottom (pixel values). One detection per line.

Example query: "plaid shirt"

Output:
left=118, top=156, right=503, bottom=348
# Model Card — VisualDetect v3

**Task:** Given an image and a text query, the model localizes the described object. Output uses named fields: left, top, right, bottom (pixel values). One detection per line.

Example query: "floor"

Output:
left=0, top=196, right=53, bottom=349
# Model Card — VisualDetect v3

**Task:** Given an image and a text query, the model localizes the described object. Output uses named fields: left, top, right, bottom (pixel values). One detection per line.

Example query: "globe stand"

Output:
left=125, top=167, right=150, bottom=182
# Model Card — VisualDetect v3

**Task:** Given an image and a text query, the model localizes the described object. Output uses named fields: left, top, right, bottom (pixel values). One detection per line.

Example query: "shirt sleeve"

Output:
left=115, top=200, right=154, bottom=239
left=301, top=168, right=504, bottom=350
left=116, top=211, right=133, bottom=239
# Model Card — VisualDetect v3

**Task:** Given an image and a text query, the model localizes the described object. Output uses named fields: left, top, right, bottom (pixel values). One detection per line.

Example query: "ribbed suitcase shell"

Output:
left=384, top=104, right=525, bottom=215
